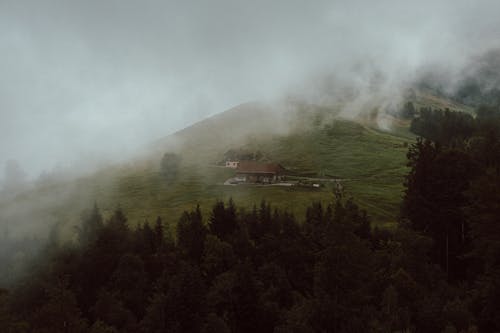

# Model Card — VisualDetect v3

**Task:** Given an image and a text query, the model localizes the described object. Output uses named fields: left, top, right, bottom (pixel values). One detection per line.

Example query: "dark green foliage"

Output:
left=230, top=261, right=260, bottom=332
left=89, top=320, right=119, bottom=333
left=2, top=199, right=392, bottom=332
left=139, top=291, right=167, bottom=333
left=410, top=108, right=476, bottom=145
left=201, top=235, right=236, bottom=280
left=4, top=116, right=500, bottom=333
left=177, top=205, right=207, bottom=263
left=476, top=105, right=500, bottom=140
left=465, top=169, right=500, bottom=331
left=78, top=203, right=103, bottom=248
left=403, top=104, right=500, bottom=331
left=91, top=290, right=136, bottom=332
left=402, top=138, right=476, bottom=279
left=153, top=217, right=165, bottom=251
left=401, top=101, right=416, bottom=119
left=111, top=254, right=149, bottom=318
left=166, top=263, right=207, bottom=332
left=311, top=222, right=374, bottom=332
left=0, top=289, right=29, bottom=333
left=466, top=170, right=500, bottom=272
left=31, top=279, right=88, bottom=333
left=454, top=79, right=500, bottom=108
left=141, top=263, right=206, bottom=332
left=208, top=199, right=237, bottom=241
left=160, top=152, right=181, bottom=184
left=3, top=102, right=500, bottom=332
left=201, top=313, right=230, bottom=333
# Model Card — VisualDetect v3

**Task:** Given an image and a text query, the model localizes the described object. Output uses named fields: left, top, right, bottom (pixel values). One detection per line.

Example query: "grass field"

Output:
left=1, top=101, right=422, bottom=238
left=65, top=117, right=411, bottom=229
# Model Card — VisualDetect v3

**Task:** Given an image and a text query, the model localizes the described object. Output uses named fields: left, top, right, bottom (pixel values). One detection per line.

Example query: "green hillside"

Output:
left=0, top=101, right=417, bottom=238
left=91, top=119, right=410, bottom=229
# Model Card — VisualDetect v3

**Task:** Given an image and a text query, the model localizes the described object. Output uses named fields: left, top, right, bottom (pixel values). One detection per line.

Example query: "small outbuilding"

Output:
left=225, top=160, right=240, bottom=168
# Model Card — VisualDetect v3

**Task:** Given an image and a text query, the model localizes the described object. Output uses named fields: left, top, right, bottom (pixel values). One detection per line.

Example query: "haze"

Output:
left=1, top=0, right=499, bottom=179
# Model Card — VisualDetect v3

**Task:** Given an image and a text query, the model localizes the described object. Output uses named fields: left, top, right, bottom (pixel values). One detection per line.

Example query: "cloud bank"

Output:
left=1, top=0, right=499, bottom=177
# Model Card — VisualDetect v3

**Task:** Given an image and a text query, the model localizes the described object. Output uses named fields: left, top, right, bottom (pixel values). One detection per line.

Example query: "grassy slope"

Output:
left=1, top=100, right=422, bottom=237
left=79, top=116, right=410, bottom=229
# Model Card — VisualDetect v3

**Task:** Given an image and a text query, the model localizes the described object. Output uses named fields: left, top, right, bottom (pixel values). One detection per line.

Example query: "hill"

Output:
left=97, top=112, right=411, bottom=229
left=5, top=85, right=481, bottom=239
left=0, top=100, right=418, bottom=242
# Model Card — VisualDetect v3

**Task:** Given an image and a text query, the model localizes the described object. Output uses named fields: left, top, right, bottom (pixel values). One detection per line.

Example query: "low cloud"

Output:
left=1, top=0, right=499, bottom=178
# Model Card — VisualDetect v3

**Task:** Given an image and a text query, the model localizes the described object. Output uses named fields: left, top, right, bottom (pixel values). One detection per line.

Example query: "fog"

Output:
left=1, top=0, right=500, bottom=179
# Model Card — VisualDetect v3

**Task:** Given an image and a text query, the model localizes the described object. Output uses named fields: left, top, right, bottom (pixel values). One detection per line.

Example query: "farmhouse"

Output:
left=236, top=161, right=285, bottom=183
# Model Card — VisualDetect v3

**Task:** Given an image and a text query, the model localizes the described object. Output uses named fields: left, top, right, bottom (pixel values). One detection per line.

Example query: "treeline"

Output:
left=404, top=104, right=500, bottom=331
left=0, top=106, right=499, bottom=332
left=410, top=105, right=500, bottom=145
left=0, top=196, right=484, bottom=333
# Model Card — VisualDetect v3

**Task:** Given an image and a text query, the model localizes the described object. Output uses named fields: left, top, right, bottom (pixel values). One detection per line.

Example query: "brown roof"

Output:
left=236, top=161, right=284, bottom=174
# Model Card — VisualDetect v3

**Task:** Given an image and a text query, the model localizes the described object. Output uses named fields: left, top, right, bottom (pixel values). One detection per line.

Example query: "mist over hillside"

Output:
left=2, top=1, right=500, bottom=331
left=1, top=0, right=500, bottom=272
left=2, top=0, right=500, bottom=180
left=416, top=48, right=500, bottom=107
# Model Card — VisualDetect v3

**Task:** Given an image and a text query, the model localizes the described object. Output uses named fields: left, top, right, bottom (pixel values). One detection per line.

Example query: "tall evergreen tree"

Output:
left=177, top=205, right=208, bottom=263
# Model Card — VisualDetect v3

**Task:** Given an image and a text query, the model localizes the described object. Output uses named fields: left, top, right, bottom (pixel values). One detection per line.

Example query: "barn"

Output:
left=235, top=161, right=285, bottom=183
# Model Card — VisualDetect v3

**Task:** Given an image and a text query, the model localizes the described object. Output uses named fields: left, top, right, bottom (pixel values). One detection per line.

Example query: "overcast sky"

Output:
left=1, top=0, right=500, bottom=178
